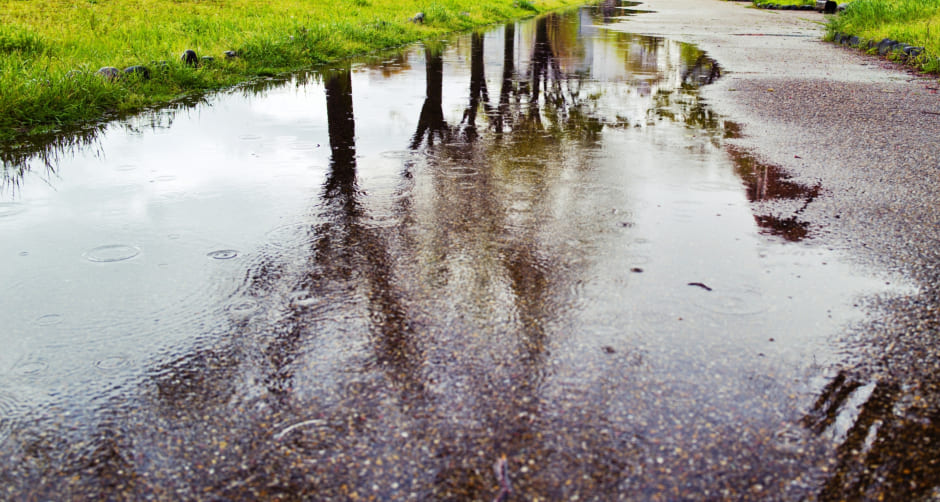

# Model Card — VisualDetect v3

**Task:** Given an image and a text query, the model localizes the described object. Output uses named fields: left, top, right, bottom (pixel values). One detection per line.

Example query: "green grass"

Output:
left=0, top=0, right=584, bottom=141
left=827, top=0, right=940, bottom=72
left=752, top=0, right=814, bottom=7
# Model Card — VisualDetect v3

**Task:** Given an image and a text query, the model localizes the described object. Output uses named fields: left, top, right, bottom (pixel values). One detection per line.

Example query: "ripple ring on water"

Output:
left=380, top=150, right=413, bottom=160
left=84, top=244, right=141, bottom=263
left=35, top=314, right=63, bottom=327
left=694, top=286, right=768, bottom=316
left=13, top=360, right=48, bottom=377
left=227, top=300, right=260, bottom=320
left=94, top=355, right=132, bottom=372
left=265, top=223, right=315, bottom=249
left=207, top=249, right=239, bottom=260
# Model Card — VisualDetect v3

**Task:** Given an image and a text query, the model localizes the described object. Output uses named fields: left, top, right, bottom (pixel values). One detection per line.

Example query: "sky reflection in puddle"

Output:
left=0, top=3, right=911, bottom=499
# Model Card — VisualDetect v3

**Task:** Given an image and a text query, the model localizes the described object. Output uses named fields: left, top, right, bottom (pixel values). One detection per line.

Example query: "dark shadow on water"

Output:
left=728, top=147, right=820, bottom=242
left=412, top=46, right=450, bottom=149
left=804, top=368, right=940, bottom=501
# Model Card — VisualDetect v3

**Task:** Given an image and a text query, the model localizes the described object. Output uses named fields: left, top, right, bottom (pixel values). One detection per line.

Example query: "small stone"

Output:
left=823, top=1, right=837, bottom=14
left=905, top=46, right=924, bottom=59
left=123, top=65, right=150, bottom=80
left=95, top=66, right=120, bottom=80
left=893, top=44, right=912, bottom=58
left=201, top=56, right=215, bottom=65
left=180, top=49, right=198, bottom=66
left=877, top=39, right=898, bottom=56
left=411, top=12, right=425, bottom=23
left=223, top=50, right=238, bottom=59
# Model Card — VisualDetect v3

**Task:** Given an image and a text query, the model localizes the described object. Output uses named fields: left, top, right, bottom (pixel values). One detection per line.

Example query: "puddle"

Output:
left=0, top=202, right=26, bottom=218
left=0, top=2, right=907, bottom=499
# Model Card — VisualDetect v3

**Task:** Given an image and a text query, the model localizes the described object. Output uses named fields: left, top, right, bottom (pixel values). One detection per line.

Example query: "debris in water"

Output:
left=688, top=282, right=713, bottom=291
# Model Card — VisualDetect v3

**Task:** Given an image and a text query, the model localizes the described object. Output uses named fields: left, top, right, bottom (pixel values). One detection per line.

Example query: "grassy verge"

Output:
left=0, top=0, right=583, bottom=141
left=827, top=0, right=940, bottom=72
left=752, top=0, right=815, bottom=8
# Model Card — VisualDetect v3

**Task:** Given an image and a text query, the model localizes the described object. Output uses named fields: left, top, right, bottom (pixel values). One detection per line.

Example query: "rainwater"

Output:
left=0, top=3, right=899, bottom=498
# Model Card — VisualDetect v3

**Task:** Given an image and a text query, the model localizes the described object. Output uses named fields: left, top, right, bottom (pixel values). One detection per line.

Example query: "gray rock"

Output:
left=180, top=49, right=198, bottom=66
left=837, top=2, right=848, bottom=11
left=823, top=0, right=837, bottom=13
left=201, top=56, right=215, bottom=65
left=95, top=66, right=120, bottom=80
left=223, top=50, right=238, bottom=60
left=905, top=46, right=924, bottom=59
left=411, top=12, right=425, bottom=23
left=877, top=39, right=898, bottom=55
left=123, top=65, right=150, bottom=80
left=848, top=36, right=860, bottom=47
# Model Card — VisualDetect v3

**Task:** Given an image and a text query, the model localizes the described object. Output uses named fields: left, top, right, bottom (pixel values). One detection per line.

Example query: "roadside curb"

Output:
left=829, top=31, right=937, bottom=75
left=754, top=3, right=816, bottom=11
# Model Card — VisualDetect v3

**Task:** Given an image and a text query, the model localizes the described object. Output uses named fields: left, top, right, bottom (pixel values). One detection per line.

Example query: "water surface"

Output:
left=0, top=4, right=903, bottom=499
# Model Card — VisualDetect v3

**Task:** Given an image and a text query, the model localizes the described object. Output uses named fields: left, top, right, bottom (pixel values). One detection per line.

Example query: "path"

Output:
left=619, top=1, right=940, bottom=498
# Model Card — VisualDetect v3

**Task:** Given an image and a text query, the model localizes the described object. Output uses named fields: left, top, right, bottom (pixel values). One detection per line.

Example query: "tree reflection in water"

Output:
left=412, top=46, right=450, bottom=149
left=3, top=5, right=925, bottom=501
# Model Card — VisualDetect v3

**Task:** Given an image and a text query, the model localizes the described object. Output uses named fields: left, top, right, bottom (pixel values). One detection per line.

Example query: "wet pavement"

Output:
left=0, top=2, right=922, bottom=500
left=619, top=0, right=940, bottom=499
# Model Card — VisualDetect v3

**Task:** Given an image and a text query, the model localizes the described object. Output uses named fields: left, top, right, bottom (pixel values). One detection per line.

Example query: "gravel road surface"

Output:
left=618, top=2, right=940, bottom=498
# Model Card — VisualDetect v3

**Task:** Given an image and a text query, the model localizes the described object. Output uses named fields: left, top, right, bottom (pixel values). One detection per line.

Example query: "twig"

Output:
left=273, top=419, right=326, bottom=440
left=493, top=455, right=512, bottom=502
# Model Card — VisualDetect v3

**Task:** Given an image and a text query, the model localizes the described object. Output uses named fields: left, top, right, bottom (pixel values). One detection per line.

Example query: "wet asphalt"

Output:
left=619, top=0, right=940, bottom=498
left=2, top=2, right=940, bottom=500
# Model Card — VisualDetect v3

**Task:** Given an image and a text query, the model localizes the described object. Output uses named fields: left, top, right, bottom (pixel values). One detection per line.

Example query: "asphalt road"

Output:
left=618, top=1, right=940, bottom=498
left=2, top=3, right=938, bottom=499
